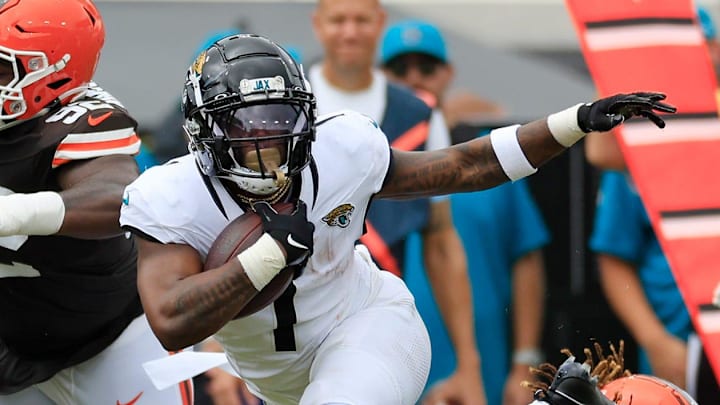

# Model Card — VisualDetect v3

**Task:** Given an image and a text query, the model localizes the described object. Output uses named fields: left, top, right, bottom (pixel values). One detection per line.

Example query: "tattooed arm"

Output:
left=378, top=119, right=563, bottom=198
left=135, top=237, right=260, bottom=350
left=379, top=91, right=675, bottom=198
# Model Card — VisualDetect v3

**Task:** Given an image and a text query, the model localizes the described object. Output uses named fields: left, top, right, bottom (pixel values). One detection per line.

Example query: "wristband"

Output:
left=490, top=124, right=538, bottom=181
left=0, top=191, right=65, bottom=235
left=512, top=348, right=544, bottom=367
left=237, top=233, right=287, bottom=290
left=547, top=103, right=586, bottom=147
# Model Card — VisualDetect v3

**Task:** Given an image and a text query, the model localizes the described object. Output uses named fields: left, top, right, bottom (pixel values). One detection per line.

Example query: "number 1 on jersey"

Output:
left=273, top=283, right=297, bottom=351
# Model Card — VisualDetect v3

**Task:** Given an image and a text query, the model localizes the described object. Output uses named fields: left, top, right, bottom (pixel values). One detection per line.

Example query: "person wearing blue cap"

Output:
left=310, top=1, right=487, bottom=404
left=381, top=19, right=549, bottom=405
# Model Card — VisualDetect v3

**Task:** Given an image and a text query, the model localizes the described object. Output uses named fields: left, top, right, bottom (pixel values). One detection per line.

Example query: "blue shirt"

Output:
left=404, top=179, right=549, bottom=404
left=589, top=171, right=692, bottom=374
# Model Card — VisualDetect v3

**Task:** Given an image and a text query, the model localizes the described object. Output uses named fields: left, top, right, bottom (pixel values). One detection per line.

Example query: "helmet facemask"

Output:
left=211, top=101, right=311, bottom=194
left=0, top=47, right=71, bottom=123
left=186, top=97, right=314, bottom=201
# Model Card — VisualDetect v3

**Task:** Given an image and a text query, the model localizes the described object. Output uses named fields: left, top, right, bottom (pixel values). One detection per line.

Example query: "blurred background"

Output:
left=91, top=0, right=719, bottom=400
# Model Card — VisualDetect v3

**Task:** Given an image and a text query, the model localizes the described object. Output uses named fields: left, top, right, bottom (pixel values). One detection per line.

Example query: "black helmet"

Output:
left=534, top=357, right=615, bottom=405
left=182, top=34, right=316, bottom=199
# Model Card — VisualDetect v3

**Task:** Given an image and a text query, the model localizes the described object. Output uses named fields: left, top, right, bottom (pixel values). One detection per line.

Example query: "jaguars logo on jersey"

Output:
left=322, top=204, right=354, bottom=228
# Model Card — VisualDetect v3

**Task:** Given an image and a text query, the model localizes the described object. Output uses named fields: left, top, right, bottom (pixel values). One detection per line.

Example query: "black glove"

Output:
left=253, top=200, right=314, bottom=270
left=577, top=91, right=677, bottom=133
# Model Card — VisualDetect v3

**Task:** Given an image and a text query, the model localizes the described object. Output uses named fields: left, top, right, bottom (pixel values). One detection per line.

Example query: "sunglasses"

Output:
left=384, top=54, right=444, bottom=77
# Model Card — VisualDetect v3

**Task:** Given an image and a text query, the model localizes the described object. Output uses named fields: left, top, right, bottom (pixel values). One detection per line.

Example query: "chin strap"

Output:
left=236, top=176, right=293, bottom=205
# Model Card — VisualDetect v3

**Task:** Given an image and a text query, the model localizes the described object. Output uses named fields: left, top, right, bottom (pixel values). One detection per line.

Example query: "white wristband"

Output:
left=546, top=103, right=586, bottom=147
left=512, top=348, right=544, bottom=367
left=0, top=191, right=65, bottom=235
left=490, top=124, right=538, bottom=181
left=237, top=233, right=287, bottom=291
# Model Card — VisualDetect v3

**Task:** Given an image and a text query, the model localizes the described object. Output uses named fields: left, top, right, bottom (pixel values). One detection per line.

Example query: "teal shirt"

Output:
left=404, top=179, right=549, bottom=404
left=589, top=171, right=691, bottom=374
left=134, top=144, right=158, bottom=173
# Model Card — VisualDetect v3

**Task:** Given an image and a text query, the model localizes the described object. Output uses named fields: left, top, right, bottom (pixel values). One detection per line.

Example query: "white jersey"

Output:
left=119, top=111, right=398, bottom=391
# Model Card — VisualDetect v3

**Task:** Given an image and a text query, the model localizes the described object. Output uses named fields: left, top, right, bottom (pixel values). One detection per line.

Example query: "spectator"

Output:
left=380, top=20, right=549, bottom=405
left=309, top=1, right=486, bottom=402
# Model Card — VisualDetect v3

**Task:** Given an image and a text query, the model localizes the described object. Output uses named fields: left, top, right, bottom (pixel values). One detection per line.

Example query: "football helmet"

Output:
left=0, top=0, right=104, bottom=129
left=602, top=375, right=698, bottom=405
left=182, top=34, right=316, bottom=201
left=532, top=356, right=615, bottom=405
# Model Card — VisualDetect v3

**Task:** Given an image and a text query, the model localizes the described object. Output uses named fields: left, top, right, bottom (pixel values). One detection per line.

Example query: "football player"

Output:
left=526, top=343, right=698, bottom=405
left=0, top=0, right=191, bottom=404
left=120, top=34, right=675, bottom=405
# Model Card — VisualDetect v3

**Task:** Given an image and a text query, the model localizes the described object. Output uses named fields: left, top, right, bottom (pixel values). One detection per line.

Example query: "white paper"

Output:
left=142, top=351, right=240, bottom=390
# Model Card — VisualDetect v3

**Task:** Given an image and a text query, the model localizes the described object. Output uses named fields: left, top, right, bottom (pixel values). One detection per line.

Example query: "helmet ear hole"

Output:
left=48, top=78, right=71, bottom=90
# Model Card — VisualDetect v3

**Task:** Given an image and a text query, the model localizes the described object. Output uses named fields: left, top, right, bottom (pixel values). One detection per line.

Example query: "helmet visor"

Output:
left=210, top=102, right=310, bottom=178
left=219, top=103, right=308, bottom=140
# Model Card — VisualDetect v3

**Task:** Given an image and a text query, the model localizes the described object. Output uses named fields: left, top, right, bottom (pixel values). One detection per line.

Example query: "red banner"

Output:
left=565, top=0, right=720, bottom=384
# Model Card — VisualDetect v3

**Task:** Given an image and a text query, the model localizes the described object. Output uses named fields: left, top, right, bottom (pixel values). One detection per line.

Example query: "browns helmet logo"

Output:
left=322, top=204, right=354, bottom=228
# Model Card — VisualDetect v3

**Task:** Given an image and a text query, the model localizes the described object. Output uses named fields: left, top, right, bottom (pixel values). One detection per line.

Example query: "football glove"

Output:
left=254, top=200, right=314, bottom=270
left=577, top=92, right=677, bottom=133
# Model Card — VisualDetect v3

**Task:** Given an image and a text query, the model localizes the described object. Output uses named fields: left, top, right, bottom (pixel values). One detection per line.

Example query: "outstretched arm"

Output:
left=378, top=92, right=675, bottom=198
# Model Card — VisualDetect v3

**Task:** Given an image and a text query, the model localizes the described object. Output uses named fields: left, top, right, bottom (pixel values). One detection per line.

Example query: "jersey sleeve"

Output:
left=119, top=178, right=179, bottom=244
left=346, top=111, right=392, bottom=194
left=50, top=85, right=141, bottom=168
left=317, top=110, right=391, bottom=195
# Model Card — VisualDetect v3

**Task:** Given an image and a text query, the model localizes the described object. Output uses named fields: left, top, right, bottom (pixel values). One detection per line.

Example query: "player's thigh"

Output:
left=300, top=292, right=431, bottom=405
left=37, top=315, right=193, bottom=405
left=0, top=386, right=54, bottom=405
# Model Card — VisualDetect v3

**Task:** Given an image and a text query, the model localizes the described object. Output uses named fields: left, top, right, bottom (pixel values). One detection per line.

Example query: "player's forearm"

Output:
left=511, top=251, right=545, bottom=357
left=381, top=119, right=564, bottom=199
left=149, top=260, right=260, bottom=350
left=424, top=229, right=480, bottom=368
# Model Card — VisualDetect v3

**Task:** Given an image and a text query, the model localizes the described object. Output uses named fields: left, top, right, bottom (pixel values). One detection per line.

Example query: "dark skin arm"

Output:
left=56, top=154, right=139, bottom=239
left=136, top=237, right=261, bottom=350
left=378, top=119, right=563, bottom=198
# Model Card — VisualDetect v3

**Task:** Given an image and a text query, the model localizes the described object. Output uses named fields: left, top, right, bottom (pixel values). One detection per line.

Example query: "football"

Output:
left=204, top=202, right=296, bottom=318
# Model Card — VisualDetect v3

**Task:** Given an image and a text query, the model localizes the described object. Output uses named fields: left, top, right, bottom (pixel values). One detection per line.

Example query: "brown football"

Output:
left=204, top=202, right=295, bottom=318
